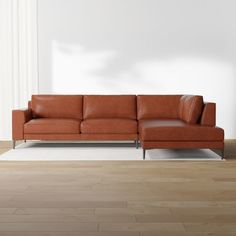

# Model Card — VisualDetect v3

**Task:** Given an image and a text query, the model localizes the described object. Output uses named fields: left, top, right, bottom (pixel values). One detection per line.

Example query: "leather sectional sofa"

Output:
left=12, top=95, right=224, bottom=159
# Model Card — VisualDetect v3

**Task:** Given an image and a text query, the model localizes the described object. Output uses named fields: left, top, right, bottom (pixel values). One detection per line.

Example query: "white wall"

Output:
left=39, top=0, right=236, bottom=138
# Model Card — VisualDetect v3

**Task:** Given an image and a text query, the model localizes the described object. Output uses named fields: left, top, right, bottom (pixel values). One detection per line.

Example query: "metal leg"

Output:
left=12, top=140, right=16, bottom=149
left=135, top=140, right=139, bottom=149
left=220, top=149, right=225, bottom=160
left=24, top=140, right=26, bottom=143
left=143, top=149, right=146, bottom=160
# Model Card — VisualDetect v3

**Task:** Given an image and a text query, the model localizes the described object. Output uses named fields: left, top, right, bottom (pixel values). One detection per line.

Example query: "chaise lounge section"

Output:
left=137, top=95, right=224, bottom=159
left=12, top=94, right=224, bottom=159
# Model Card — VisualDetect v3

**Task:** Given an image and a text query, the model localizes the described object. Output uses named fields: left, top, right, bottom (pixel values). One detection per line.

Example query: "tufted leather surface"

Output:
left=24, top=118, right=80, bottom=134
left=139, top=119, right=224, bottom=141
left=83, top=95, right=137, bottom=119
left=137, top=95, right=182, bottom=120
left=81, top=119, right=137, bottom=134
left=32, top=95, right=83, bottom=119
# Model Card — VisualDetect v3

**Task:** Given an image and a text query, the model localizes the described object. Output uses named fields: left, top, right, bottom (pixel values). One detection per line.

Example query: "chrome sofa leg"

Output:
left=143, top=149, right=146, bottom=160
left=12, top=140, right=16, bottom=149
left=135, top=140, right=139, bottom=149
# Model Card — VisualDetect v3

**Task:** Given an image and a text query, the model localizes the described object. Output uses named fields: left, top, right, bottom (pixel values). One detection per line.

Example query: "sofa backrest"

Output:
left=137, top=95, right=182, bottom=120
left=30, top=94, right=205, bottom=123
left=31, top=95, right=83, bottom=119
left=179, top=95, right=203, bottom=124
left=83, top=95, right=136, bottom=119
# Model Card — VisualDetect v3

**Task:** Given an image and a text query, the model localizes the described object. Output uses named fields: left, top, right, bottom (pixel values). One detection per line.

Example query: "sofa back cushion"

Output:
left=83, top=95, right=136, bottom=119
left=32, top=95, right=83, bottom=119
left=179, top=95, right=203, bottom=124
left=137, top=95, right=182, bottom=120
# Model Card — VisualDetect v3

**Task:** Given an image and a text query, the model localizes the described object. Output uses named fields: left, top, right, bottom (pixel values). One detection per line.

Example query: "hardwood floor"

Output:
left=0, top=140, right=236, bottom=235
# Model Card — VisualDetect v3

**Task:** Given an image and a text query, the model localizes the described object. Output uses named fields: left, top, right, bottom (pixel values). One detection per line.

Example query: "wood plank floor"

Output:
left=0, top=140, right=236, bottom=235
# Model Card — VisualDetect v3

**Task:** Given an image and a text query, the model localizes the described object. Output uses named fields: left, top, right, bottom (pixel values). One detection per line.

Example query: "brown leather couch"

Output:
left=12, top=95, right=224, bottom=159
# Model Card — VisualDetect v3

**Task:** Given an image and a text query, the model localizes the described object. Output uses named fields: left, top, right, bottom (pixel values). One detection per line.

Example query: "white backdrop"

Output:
left=1, top=0, right=235, bottom=139
left=38, top=0, right=236, bottom=138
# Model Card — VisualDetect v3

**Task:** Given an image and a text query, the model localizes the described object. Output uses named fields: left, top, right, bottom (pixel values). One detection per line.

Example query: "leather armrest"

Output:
left=12, top=108, right=32, bottom=140
left=200, top=103, right=216, bottom=126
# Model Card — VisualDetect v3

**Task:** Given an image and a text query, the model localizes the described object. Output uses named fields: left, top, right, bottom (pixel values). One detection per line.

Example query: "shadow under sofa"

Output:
left=12, top=94, right=224, bottom=160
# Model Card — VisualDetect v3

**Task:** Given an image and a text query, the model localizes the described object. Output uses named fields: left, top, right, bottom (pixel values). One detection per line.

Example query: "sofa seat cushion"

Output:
left=139, top=119, right=224, bottom=141
left=81, top=119, right=137, bottom=134
left=24, top=118, right=80, bottom=134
